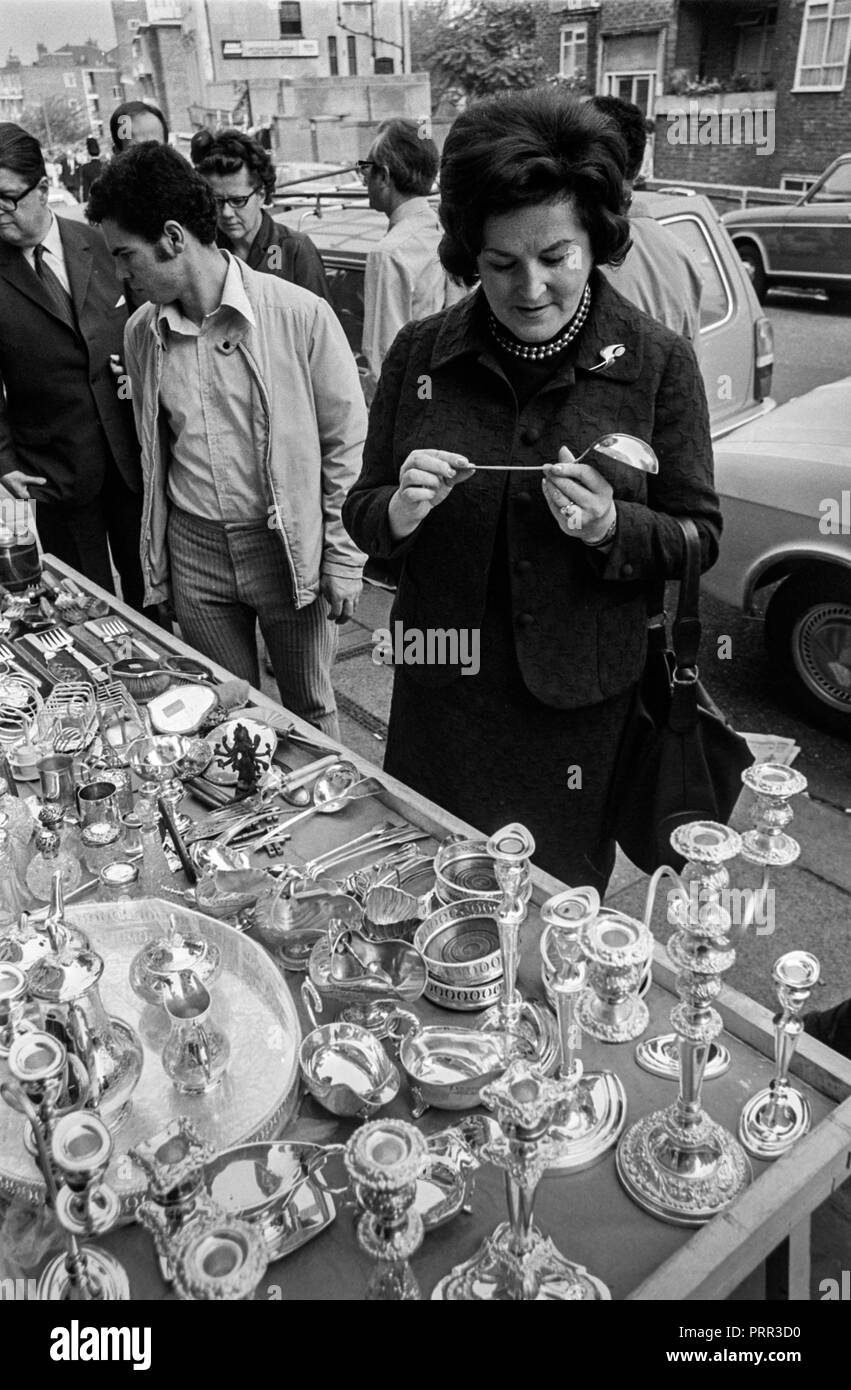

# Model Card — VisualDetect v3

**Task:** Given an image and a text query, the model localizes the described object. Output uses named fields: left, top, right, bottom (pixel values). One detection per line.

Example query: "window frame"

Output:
left=793, top=0, right=851, bottom=92
left=278, top=2, right=303, bottom=39
left=347, top=34, right=358, bottom=75
left=559, top=23, right=588, bottom=79
left=328, top=35, right=339, bottom=76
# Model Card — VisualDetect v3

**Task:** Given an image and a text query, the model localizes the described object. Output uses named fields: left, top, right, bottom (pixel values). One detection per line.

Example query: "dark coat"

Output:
left=0, top=216, right=141, bottom=506
left=217, top=211, right=330, bottom=302
left=342, top=272, right=722, bottom=711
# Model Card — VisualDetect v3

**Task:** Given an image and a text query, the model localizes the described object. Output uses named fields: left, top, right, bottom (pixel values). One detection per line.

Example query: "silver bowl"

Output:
left=398, top=1023, right=506, bottom=1113
left=299, top=1022, right=399, bottom=1118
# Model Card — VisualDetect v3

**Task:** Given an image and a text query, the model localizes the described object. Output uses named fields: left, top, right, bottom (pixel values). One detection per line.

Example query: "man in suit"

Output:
left=0, top=123, right=146, bottom=610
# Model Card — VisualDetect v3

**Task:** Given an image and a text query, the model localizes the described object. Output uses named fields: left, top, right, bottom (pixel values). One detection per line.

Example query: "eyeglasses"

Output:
left=355, top=160, right=381, bottom=184
left=0, top=175, right=44, bottom=213
left=212, top=188, right=262, bottom=210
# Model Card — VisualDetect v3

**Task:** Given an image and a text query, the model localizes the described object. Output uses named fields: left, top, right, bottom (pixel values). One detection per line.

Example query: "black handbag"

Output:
left=607, top=517, right=753, bottom=874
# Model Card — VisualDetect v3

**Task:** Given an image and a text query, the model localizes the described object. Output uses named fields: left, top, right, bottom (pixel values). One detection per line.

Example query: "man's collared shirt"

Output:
left=22, top=211, right=71, bottom=295
left=598, top=198, right=703, bottom=348
left=158, top=251, right=267, bottom=521
left=362, top=195, right=466, bottom=379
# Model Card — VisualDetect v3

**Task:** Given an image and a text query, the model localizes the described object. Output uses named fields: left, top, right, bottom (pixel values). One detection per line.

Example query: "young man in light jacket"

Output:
left=88, top=143, right=367, bottom=737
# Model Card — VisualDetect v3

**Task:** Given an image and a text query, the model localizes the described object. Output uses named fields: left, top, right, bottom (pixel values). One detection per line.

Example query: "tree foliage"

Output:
left=411, top=0, right=544, bottom=110
left=18, top=96, right=89, bottom=151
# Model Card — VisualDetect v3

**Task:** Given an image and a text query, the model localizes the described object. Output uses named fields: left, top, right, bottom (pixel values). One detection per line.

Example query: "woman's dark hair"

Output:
left=109, top=100, right=169, bottom=154
left=438, top=89, right=631, bottom=285
left=85, top=136, right=100, bottom=159
left=86, top=143, right=218, bottom=245
left=190, top=128, right=276, bottom=203
left=0, top=123, right=45, bottom=183
left=372, top=118, right=438, bottom=196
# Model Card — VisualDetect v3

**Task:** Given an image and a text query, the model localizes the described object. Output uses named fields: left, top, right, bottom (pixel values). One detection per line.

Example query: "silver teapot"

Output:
left=27, top=871, right=143, bottom=1132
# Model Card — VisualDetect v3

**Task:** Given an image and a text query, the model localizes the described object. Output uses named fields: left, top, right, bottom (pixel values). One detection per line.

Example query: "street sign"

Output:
left=221, top=39, right=319, bottom=59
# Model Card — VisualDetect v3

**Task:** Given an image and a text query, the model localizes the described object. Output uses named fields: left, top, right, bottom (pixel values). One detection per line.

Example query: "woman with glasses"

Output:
left=190, top=128, right=329, bottom=300
left=343, top=90, right=721, bottom=894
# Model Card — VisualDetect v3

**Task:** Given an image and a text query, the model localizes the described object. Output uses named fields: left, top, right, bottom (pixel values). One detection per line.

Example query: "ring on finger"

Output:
left=559, top=501, right=580, bottom=521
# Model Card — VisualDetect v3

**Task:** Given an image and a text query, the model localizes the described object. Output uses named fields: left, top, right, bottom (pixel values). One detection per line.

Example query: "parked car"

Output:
left=49, top=185, right=86, bottom=222
left=273, top=190, right=775, bottom=441
left=722, top=152, right=851, bottom=303
left=704, top=376, right=851, bottom=734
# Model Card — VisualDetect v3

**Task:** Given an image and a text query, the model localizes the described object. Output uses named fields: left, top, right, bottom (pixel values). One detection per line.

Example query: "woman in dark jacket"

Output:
left=342, top=90, right=722, bottom=894
left=190, top=128, right=330, bottom=301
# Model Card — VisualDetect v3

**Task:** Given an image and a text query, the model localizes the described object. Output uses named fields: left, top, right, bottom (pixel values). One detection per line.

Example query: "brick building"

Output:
left=532, top=0, right=851, bottom=189
left=0, top=39, right=125, bottom=146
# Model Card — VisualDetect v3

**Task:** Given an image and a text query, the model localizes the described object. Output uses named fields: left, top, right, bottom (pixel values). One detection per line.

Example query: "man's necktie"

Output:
left=33, top=243, right=78, bottom=333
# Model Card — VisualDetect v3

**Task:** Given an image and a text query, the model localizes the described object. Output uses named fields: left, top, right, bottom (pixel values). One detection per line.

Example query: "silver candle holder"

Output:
left=576, top=908, right=653, bottom=1043
left=539, top=889, right=627, bottom=1171
left=616, top=821, right=753, bottom=1226
left=433, top=1062, right=611, bottom=1300
left=739, top=950, right=821, bottom=1161
left=131, top=1117, right=216, bottom=1283
left=635, top=762, right=807, bottom=1081
left=345, top=1118, right=427, bottom=1301
left=478, top=824, right=558, bottom=1073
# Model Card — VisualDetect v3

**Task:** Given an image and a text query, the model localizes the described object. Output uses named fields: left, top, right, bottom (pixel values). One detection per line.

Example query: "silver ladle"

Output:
left=222, top=763, right=384, bottom=853
left=471, top=433, right=659, bottom=474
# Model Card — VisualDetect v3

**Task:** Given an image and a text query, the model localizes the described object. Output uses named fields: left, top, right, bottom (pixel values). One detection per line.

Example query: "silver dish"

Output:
left=205, top=1141, right=346, bottom=1260
left=253, top=889, right=361, bottom=971
left=299, top=1022, right=400, bottom=1117
left=414, top=899, right=503, bottom=987
left=398, top=1023, right=507, bottom=1114
left=308, top=931, right=427, bottom=1007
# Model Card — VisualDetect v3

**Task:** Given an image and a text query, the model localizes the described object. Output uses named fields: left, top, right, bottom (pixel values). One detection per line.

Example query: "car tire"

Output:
left=736, top=243, right=767, bottom=303
left=764, top=572, right=851, bottom=734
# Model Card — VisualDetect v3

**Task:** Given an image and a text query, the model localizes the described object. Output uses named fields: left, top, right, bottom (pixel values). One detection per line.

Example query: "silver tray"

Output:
left=0, top=899, right=301, bottom=1217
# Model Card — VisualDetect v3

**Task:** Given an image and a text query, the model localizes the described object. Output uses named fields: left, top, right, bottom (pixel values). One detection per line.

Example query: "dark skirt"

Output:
left=383, top=585, right=635, bottom=896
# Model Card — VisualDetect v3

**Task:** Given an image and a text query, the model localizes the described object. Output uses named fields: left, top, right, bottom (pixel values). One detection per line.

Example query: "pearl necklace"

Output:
left=488, top=284, right=591, bottom=361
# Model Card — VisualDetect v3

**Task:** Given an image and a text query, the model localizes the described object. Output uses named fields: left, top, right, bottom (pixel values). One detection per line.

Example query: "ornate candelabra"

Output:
left=635, top=763, right=807, bottom=1081
left=6, top=1027, right=88, bottom=1170
left=131, top=1117, right=216, bottom=1282
left=739, top=950, right=821, bottom=1161
left=576, top=908, right=653, bottom=1043
left=479, top=824, right=558, bottom=1073
left=344, top=1119, right=427, bottom=1301
left=539, top=889, right=627, bottom=1171
left=616, top=821, right=753, bottom=1225
left=433, top=1062, right=611, bottom=1300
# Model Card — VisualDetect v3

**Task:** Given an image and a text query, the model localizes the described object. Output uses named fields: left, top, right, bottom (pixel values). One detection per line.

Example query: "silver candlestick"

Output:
left=479, top=824, right=558, bottom=1073
left=739, top=950, right=821, bottom=1160
left=433, top=1061, right=611, bottom=1300
left=131, top=1117, right=216, bottom=1283
left=635, top=762, right=807, bottom=1081
left=616, top=821, right=753, bottom=1226
left=37, top=1109, right=130, bottom=1300
left=539, top=889, right=627, bottom=1171
left=345, top=1118, right=427, bottom=1301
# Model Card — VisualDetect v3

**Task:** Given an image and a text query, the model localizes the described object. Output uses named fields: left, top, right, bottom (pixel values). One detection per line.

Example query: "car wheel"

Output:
left=736, top=243, right=767, bottom=303
left=765, top=572, right=851, bottom=734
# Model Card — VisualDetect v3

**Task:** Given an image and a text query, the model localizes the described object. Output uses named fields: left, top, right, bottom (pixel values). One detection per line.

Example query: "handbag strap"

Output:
left=671, top=518, right=702, bottom=677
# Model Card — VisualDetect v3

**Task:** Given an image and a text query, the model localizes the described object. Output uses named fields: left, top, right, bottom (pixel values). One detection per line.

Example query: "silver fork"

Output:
left=37, top=630, right=105, bottom=676
left=96, top=617, right=161, bottom=661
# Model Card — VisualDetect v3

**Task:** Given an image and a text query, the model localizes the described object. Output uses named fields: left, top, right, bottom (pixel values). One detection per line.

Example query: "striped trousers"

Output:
left=167, top=507, right=339, bottom=739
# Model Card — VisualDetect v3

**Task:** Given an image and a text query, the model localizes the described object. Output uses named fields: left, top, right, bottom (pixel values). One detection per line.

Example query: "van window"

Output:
left=662, top=215, right=731, bottom=331
left=324, top=265, right=365, bottom=353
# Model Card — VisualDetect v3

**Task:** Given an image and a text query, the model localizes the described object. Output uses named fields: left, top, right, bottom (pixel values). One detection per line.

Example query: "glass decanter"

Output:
left=138, top=811, right=174, bottom=897
left=0, top=775, right=35, bottom=856
left=0, top=826, right=31, bottom=927
left=25, top=825, right=82, bottom=902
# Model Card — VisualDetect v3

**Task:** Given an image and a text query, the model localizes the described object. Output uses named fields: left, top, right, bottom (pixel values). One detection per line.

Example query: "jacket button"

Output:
left=515, top=559, right=532, bottom=575
left=520, top=426, right=540, bottom=445
left=621, top=564, right=634, bottom=578
left=514, top=491, right=531, bottom=506
left=516, top=612, right=535, bottom=628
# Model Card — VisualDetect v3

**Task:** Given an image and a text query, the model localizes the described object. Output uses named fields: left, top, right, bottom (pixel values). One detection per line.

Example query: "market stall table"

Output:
left=1, top=557, right=850, bottom=1302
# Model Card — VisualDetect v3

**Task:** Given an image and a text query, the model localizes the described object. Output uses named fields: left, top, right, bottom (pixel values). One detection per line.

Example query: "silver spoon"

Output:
left=227, top=763, right=382, bottom=852
left=470, top=433, right=659, bottom=474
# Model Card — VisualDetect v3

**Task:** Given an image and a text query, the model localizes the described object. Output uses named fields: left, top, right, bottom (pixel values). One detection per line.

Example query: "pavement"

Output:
left=258, top=578, right=851, bottom=1296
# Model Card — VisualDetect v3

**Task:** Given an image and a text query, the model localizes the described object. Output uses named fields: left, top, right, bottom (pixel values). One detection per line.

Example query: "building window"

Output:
left=605, top=72, right=655, bottom=115
left=347, top=34, right=358, bottom=75
left=279, top=2, right=302, bottom=37
left=794, top=0, right=851, bottom=90
left=63, top=72, right=77, bottom=88
left=112, top=84, right=123, bottom=98
left=328, top=35, right=339, bottom=76
left=735, top=8, right=776, bottom=87
left=559, top=24, right=587, bottom=79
